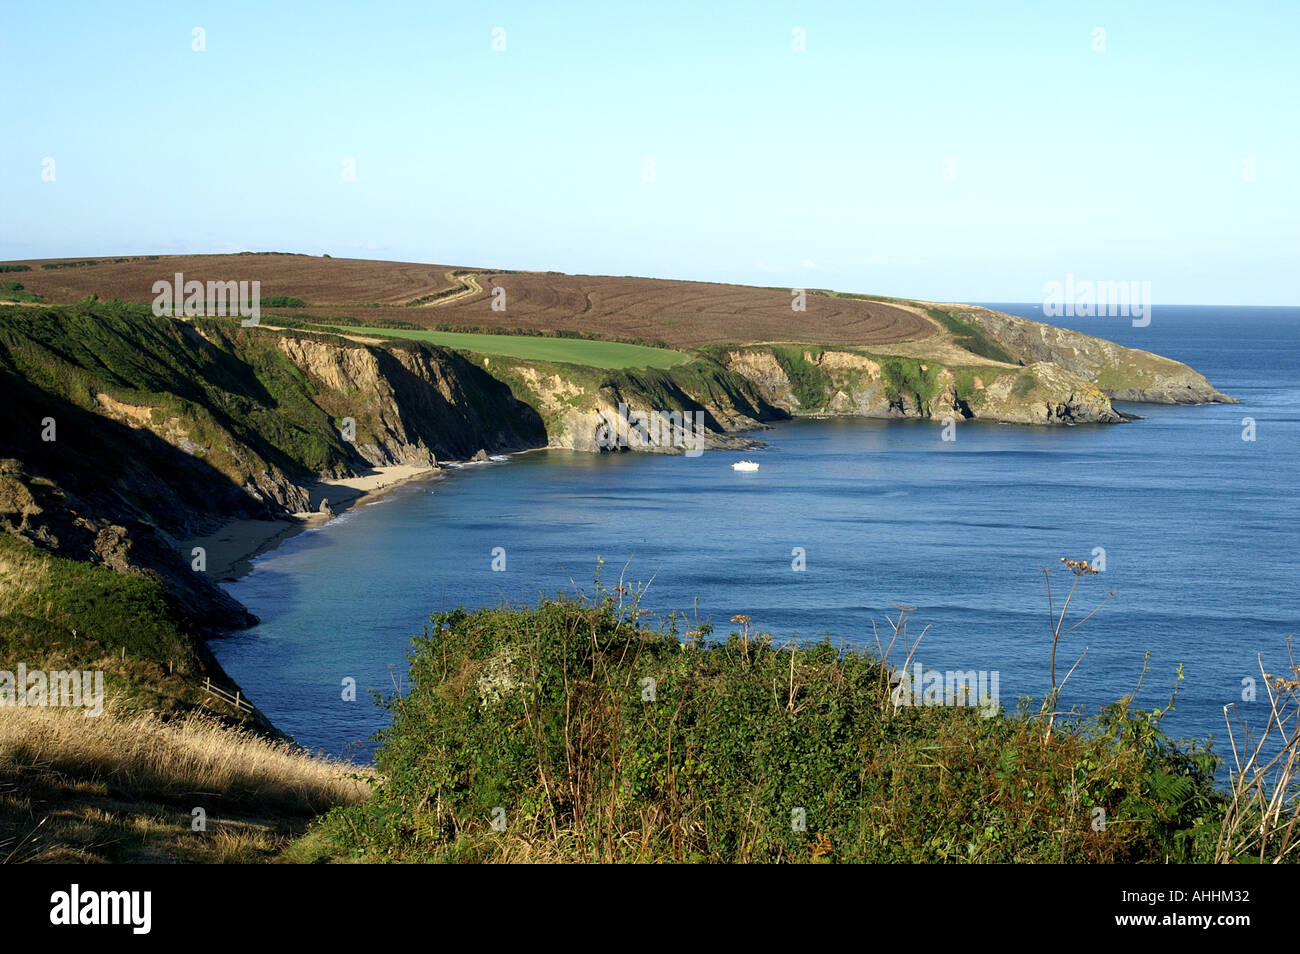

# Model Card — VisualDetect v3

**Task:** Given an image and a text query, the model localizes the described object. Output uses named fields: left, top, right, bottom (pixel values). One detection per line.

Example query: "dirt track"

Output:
left=3, top=253, right=935, bottom=348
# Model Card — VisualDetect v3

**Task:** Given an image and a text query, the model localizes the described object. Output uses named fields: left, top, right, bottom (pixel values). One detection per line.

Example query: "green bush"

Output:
left=770, top=347, right=834, bottom=410
left=878, top=355, right=939, bottom=406
left=314, top=576, right=1225, bottom=863
left=0, top=282, right=40, bottom=302
left=40, top=259, right=100, bottom=270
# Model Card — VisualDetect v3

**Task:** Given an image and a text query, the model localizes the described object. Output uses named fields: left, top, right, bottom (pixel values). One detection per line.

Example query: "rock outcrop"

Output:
left=723, top=349, right=802, bottom=409
left=976, top=363, right=1122, bottom=424
left=0, top=458, right=256, bottom=629
left=501, top=361, right=785, bottom=455
left=718, top=346, right=1122, bottom=425
left=958, top=306, right=1236, bottom=404
left=270, top=334, right=543, bottom=468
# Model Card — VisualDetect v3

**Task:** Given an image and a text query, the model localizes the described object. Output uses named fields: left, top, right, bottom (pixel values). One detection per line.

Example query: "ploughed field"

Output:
left=4, top=253, right=936, bottom=348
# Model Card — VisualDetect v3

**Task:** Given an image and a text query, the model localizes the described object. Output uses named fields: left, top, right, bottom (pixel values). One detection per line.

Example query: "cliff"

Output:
left=0, top=297, right=1233, bottom=645
left=480, top=357, right=787, bottom=454
left=713, top=345, right=1122, bottom=425
left=0, top=304, right=546, bottom=628
left=954, top=305, right=1237, bottom=405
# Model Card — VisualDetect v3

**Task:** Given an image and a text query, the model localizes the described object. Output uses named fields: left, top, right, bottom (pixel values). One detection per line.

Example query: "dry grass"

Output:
left=0, top=702, right=371, bottom=863
left=1217, top=639, right=1300, bottom=863
left=0, top=543, right=48, bottom=605
left=0, top=702, right=370, bottom=809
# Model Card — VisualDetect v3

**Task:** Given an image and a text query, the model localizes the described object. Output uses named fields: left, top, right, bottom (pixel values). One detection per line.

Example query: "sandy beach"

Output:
left=183, top=464, right=440, bottom=580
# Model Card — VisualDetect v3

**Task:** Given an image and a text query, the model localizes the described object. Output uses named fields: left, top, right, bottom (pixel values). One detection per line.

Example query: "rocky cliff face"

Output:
left=975, top=362, right=1121, bottom=424
left=0, top=458, right=256, bottom=628
left=958, top=306, right=1236, bottom=404
left=723, top=350, right=803, bottom=409
left=718, top=347, right=1123, bottom=425
left=271, top=334, right=544, bottom=468
left=494, top=360, right=785, bottom=454
left=0, top=307, right=545, bottom=629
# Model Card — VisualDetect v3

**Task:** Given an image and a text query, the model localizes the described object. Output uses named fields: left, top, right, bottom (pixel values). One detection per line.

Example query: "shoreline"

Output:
left=183, top=391, right=1177, bottom=592
left=183, top=448, right=557, bottom=584
left=182, top=439, right=694, bottom=587
left=183, top=463, right=444, bottom=582
left=181, top=389, right=1168, bottom=589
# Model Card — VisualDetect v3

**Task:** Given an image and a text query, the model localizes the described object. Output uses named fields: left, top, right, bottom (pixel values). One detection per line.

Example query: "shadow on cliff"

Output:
left=0, top=361, right=275, bottom=629
left=371, top=345, right=548, bottom=460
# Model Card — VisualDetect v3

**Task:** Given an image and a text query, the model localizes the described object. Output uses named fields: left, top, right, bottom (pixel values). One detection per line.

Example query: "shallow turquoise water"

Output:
left=215, top=306, right=1300, bottom=762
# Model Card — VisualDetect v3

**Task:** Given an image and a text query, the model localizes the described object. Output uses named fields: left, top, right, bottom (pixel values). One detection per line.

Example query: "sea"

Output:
left=213, top=304, right=1300, bottom=764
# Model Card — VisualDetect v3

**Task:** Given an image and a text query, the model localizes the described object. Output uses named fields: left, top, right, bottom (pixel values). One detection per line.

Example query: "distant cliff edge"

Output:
left=0, top=300, right=1233, bottom=641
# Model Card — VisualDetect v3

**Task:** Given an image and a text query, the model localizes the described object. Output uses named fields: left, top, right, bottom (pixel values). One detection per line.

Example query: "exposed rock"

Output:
left=472, top=449, right=490, bottom=462
left=959, top=306, right=1237, bottom=404
left=928, top=378, right=973, bottom=421
left=819, top=351, right=883, bottom=376
left=0, top=461, right=256, bottom=630
left=885, top=391, right=922, bottom=418
left=272, top=334, right=544, bottom=469
left=724, top=349, right=801, bottom=408
left=514, top=359, right=782, bottom=454
left=978, top=363, right=1123, bottom=424
left=724, top=348, right=894, bottom=417
left=318, top=498, right=334, bottom=516
left=477, top=645, right=524, bottom=707
left=0, top=462, right=43, bottom=533
left=721, top=346, right=1121, bottom=426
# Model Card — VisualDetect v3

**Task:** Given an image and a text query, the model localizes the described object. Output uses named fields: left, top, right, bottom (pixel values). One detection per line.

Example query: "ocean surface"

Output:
left=214, top=305, right=1300, bottom=764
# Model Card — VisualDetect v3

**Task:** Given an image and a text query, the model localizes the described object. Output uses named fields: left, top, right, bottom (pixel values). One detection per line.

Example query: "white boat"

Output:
left=731, top=460, right=760, bottom=471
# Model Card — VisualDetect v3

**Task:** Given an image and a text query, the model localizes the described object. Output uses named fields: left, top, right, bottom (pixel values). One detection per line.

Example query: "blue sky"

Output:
left=2, top=1, right=1296, bottom=304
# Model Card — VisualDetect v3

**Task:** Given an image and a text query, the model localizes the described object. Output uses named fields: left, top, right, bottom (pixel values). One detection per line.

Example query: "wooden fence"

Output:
left=202, top=677, right=255, bottom=713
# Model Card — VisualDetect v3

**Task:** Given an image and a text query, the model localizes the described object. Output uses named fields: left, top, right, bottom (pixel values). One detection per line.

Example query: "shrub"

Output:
left=0, top=282, right=39, bottom=303
left=314, top=570, right=1226, bottom=863
left=770, top=347, right=834, bottom=410
left=40, top=259, right=100, bottom=270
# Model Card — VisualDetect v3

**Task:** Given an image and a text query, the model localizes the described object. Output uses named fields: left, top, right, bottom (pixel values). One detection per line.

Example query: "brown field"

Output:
left=3, top=253, right=936, bottom=348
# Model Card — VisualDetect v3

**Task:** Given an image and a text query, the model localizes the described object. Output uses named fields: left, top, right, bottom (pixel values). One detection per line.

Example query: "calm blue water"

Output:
left=215, top=305, right=1300, bottom=763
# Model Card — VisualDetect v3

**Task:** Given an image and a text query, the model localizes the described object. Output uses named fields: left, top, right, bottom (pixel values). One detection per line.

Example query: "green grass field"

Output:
left=331, top=326, right=688, bottom=369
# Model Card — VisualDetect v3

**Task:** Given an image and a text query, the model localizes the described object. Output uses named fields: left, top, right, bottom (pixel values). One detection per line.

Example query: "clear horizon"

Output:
left=3, top=1, right=1296, bottom=306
